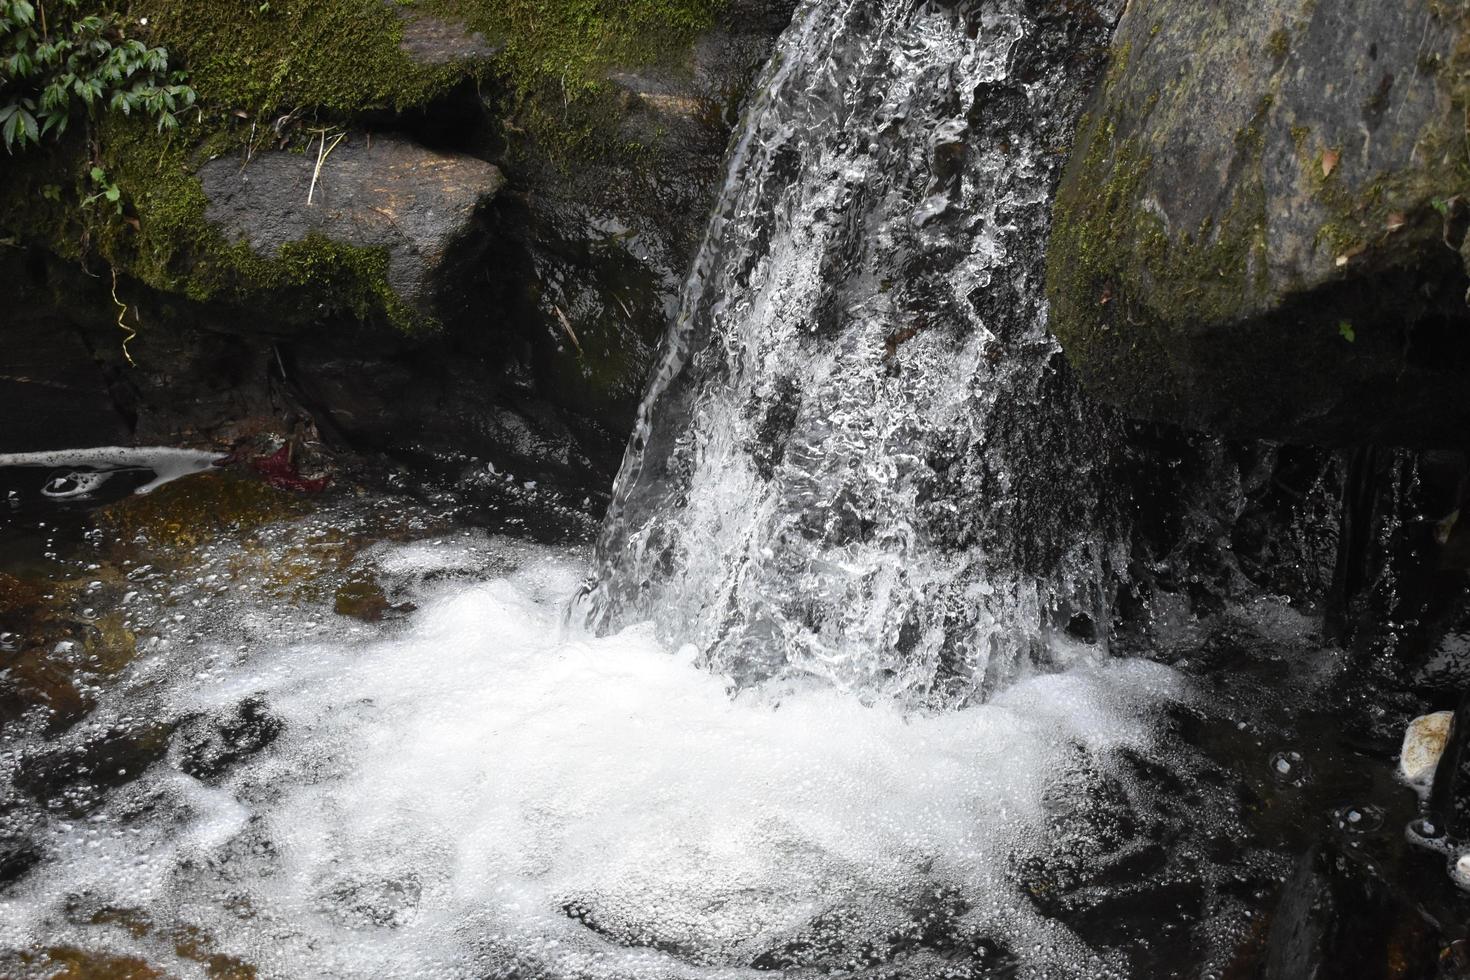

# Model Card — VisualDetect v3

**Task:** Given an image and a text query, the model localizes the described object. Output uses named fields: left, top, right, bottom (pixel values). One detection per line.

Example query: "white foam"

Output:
left=0, top=538, right=1183, bottom=979
left=0, top=447, right=225, bottom=496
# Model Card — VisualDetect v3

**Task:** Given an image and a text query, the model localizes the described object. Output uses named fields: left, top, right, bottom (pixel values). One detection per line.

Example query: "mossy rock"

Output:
left=1048, top=0, right=1470, bottom=446
left=0, top=0, right=729, bottom=334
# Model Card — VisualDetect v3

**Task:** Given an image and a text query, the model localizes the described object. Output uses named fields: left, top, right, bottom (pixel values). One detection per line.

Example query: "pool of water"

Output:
left=0, top=465, right=1459, bottom=979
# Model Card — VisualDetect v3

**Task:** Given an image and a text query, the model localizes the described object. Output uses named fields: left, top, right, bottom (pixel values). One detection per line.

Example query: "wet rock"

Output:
left=199, top=135, right=504, bottom=323
left=12, top=946, right=166, bottom=979
left=1262, top=844, right=1438, bottom=980
left=13, top=723, right=174, bottom=817
left=332, top=574, right=414, bottom=622
left=0, top=837, right=43, bottom=893
left=318, top=873, right=422, bottom=929
left=1402, top=711, right=1455, bottom=789
left=1049, top=0, right=1470, bottom=446
left=174, top=698, right=285, bottom=784
left=97, top=470, right=309, bottom=552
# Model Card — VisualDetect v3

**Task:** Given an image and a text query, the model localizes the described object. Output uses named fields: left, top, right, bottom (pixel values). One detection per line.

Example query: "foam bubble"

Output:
left=0, top=447, right=224, bottom=497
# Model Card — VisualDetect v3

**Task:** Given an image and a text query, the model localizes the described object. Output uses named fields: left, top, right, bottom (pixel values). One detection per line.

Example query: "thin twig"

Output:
left=110, top=267, right=137, bottom=367
left=307, top=130, right=346, bottom=206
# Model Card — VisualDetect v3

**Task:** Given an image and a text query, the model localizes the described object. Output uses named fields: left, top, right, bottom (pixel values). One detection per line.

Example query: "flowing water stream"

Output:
left=0, top=1, right=1444, bottom=977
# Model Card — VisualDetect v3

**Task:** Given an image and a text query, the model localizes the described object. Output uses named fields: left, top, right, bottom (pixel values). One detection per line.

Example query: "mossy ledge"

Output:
left=0, top=0, right=726, bottom=333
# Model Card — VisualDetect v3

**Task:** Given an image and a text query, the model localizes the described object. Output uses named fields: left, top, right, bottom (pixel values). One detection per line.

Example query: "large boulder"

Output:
left=198, top=135, right=504, bottom=325
left=1047, top=0, right=1470, bottom=446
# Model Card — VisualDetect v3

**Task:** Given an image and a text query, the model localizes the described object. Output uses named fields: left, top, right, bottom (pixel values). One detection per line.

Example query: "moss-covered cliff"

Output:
left=0, top=0, right=787, bottom=492
left=1048, top=0, right=1470, bottom=447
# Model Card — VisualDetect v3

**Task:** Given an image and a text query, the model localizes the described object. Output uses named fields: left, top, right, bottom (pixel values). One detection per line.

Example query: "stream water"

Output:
left=0, top=0, right=1458, bottom=977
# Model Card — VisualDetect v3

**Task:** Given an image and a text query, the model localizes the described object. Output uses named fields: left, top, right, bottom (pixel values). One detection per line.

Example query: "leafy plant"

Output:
left=0, top=0, right=197, bottom=152
left=81, top=162, right=119, bottom=210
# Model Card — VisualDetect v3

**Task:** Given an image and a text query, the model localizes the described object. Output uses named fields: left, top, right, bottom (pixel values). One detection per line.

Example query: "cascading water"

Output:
left=580, top=0, right=1125, bottom=704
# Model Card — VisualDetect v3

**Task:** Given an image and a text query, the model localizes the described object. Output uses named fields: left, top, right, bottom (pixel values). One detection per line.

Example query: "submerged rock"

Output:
left=1048, top=0, right=1470, bottom=446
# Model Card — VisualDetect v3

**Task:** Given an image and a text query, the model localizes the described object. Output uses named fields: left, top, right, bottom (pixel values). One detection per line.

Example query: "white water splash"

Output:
left=581, top=0, right=1123, bottom=704
left=0, top=534, right=1182, bottom=979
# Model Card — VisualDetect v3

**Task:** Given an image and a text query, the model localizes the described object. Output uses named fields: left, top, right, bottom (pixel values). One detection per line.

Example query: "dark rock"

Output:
left=13, top=723, right=174, bottom=817
left=1262, top=844, right=1439, bottom=980
left=0, top=837, right=42, bottom=893
left=199, top=135, right=505, bottom=322
left=392, top=7, right=496, bottom=66
left=0, top=254, right=132, bottom=453
left=1048, top=0, right=1470, bottom=446
left=174, top=698, right=284, bottom=784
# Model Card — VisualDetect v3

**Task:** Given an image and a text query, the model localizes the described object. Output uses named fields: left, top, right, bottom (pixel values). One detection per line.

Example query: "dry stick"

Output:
left=307, top=130, right=346, bottom=206
left=553, top=305, right=583, bottom=356
left=110, top=267, right=137, bottom=367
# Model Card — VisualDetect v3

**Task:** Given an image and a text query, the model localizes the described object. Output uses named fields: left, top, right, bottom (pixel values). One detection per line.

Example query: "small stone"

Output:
left=1452, top=852, right=1470, bottom=891
left=1400, top=710, right=1454, bottom=789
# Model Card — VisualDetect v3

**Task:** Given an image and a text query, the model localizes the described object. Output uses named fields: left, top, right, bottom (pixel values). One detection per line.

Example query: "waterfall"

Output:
left=579, top=0, right=1125, bottom=704
left=8, top=3, right=1295, bottom=977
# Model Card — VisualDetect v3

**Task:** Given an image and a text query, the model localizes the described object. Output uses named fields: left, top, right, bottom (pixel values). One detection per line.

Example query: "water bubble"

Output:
left=1333, top=804, right=1384, bottom=835
left=1268, top=750, right=1310, bottom=786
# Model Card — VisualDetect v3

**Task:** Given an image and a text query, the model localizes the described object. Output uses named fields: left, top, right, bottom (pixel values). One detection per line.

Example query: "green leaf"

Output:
left=0, top=3, right=196, bottom=151
left=1338, top=321, right=1356, bottom=344
left=1, top=111, right=19, bottom=151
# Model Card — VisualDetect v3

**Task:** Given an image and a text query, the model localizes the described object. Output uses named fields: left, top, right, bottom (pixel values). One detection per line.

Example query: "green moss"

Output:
left=1104, top=41, right=1134, bottom=91
left=423, top=0, right=723, bottom=96
left=428, top=0, right=726, bottom=165
left=0, top=0, right=728, bottom=330
left=132, top=0, right=481, bottom=118
left=1266, top=28, right=1291, bottom=60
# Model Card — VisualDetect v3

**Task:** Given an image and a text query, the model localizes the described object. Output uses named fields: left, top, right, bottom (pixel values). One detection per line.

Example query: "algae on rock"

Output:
left=1048, top=0, right=1470, bottom=446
